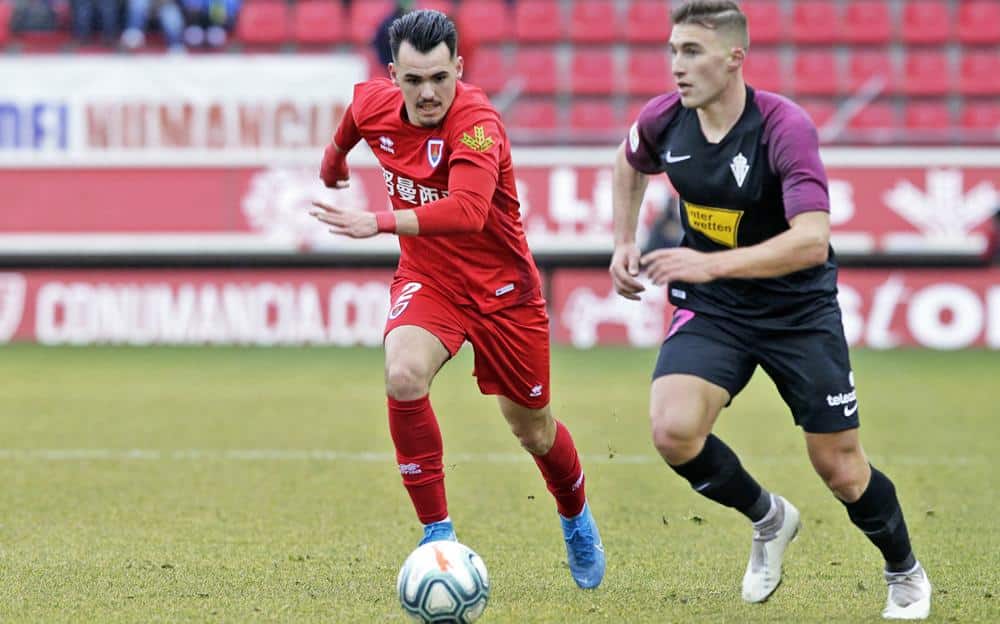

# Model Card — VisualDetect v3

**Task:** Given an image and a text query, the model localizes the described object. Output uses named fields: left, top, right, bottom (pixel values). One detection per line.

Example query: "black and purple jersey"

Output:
left=626, top=85, right=839, bottom=321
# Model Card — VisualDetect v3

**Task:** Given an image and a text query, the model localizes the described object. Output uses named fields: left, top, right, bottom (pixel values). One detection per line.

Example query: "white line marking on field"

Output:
left=0, top=449, right=984, bottom=466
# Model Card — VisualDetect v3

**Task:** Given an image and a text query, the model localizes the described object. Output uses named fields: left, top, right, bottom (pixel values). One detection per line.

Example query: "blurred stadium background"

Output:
left=1, top=1, right=999, bottom=622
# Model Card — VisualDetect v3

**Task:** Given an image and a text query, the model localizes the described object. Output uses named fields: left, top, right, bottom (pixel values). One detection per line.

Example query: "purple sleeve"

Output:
left=625, top=93, right=680, bottom=174
left=760, top=94, right=830, bottom=220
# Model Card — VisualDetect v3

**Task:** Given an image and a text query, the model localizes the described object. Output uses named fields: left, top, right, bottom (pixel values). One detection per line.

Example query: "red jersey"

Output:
left=351, top=78, right=542, bottom=314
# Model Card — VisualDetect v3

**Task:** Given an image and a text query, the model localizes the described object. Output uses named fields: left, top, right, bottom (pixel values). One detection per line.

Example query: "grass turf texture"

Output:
left=0, top=345, right=997, bottom=622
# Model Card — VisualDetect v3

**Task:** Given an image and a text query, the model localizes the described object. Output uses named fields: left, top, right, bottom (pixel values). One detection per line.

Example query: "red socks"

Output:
left=387, top=395, right=448, bottom=524
left=533, top=420, right=587, bottom=518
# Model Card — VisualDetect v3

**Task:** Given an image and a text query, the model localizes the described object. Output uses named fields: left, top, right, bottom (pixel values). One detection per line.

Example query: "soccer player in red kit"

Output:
left=309, top=9, right=605, bottom=589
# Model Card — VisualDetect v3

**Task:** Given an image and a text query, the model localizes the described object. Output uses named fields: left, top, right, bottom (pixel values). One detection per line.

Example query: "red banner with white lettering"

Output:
left=1, top=268, right=997, bottom=348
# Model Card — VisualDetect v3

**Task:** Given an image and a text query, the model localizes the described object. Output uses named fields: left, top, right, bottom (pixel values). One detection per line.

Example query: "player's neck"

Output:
left=695, top=80, right=747, bottom=144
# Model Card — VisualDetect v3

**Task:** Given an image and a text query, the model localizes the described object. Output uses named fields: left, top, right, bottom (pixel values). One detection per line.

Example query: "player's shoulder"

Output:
left=445, top=82, right=501, bottom=129
left=352, top=78, right=401, bottom=123
left=633, top=92, right=684, bottom=132
left=752, top=89, right=817, bottom=138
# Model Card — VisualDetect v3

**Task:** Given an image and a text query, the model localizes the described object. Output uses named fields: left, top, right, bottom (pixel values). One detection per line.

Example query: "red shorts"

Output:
left=384, top=278, right=550, bottom=409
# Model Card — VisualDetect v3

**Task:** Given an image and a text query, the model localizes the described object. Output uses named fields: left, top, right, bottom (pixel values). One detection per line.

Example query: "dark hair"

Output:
left=389, top=9, right=458, bottom=61
left=671, top=1, right=749, bottom=48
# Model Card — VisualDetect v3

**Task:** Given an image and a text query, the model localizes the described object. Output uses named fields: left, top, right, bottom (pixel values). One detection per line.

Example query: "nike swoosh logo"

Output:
left=843, top=403, right=859, bottom=417
left=665, top=151, right=691, bottom=163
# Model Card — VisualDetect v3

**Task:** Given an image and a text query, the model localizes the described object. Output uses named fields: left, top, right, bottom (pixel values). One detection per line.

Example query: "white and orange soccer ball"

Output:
left=396, top=541, right=490, bottom=623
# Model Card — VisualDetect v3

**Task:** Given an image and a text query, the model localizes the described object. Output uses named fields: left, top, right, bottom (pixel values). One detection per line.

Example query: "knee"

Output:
left=384, top=361, right=432, bottom=401
left=650, top=408, right=703, bottom=465
left=814, top=457, right=869, bottom=502
left=510, top=413, right=553, bottom=455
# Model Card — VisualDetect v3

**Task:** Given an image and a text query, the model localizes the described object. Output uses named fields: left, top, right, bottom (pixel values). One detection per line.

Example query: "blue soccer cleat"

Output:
left=418, top=519, right=457, bottom=546
left=560, top=501, right=605, bottom=589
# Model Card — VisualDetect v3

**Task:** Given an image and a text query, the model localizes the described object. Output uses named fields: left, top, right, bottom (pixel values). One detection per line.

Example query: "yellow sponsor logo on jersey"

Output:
left=683, top=200, right=744, bottom=248
left=460, top=125, right=496, bottom=152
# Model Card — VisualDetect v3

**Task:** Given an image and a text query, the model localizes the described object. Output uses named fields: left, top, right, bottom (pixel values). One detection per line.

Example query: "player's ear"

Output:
left=389, top=62, right=399, bottom=86
left=455, top=55, right=464, bottom=80
left=728, top=47, right=746, bottom=71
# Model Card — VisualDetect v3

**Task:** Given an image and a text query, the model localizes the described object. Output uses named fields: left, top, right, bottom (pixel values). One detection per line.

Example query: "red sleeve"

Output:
left=333, top=102, right=362, bottom=152
left=447, top=117, right=502, bottom=184
left=411, top=161, right=495, bottom=235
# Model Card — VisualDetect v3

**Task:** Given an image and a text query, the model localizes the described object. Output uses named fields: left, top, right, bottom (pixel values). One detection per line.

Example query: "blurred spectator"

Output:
left=121, top=0, right=185, bottom=51
left=10, top=0, right=58, bottom=32
left=182, top=0, right=238, bottom=49
left=70, top=0, right=121, bottom=44
left=373, top=0, right=412, bottom=70
left=642, top=195, right=683, bottom=254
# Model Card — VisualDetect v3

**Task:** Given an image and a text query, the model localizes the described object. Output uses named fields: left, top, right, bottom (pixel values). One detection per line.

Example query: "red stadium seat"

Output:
left=469, top=46, right=511, bottom=94
left=570, top=49, right=617, bottom=95
left=790, top=1, right=841, bottom=45
left=570, top=99, right=622, bottom=134
left=742, top=1, right=784, bottom=44
left=456, top=0, right=512, bottom=45
left=0, top=1, right=12, bottom=47
left=848, top=102, right=898, bottom=131
left=902, top=51, right=952, bottom=96
left=846, top=50, right=898, bottom=94
left=961, top=101, right=1000, bottom=131
left=743, top=50, right=785, bottom=93
left=627, top=49, right=671, bottom=96
left=349, top=0, right=393, bottom=45
left=569, top=0, right=620, bottom=44
left=958, top=1, right=1000, bottom=44
left=625, top=1, right=670, bottom=44
left=792, top=51, right=840, bottom=96
left=292, top=1, right=345, bottom=47
left=959, top=51, right=1000, bottom=96
left=235, top=1, right=290, bottom=48
left=508, top=98, right=560, bottom=132
left=900, top=1, right=951, bottom=44
left=415, top=0, right=453, bottom=13
left=842, top=1, right=892, bottom=44
left=798, top=99, right=837, bottom=129
left=904, top=101, right=952, bottom=130
left=514, top=1, right=563, bottom=43
left=512, top=47, right=560, bottom=94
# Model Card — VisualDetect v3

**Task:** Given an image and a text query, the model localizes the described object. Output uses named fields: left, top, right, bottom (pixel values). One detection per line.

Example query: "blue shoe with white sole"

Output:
left=560, top=502, right=605, bottom=589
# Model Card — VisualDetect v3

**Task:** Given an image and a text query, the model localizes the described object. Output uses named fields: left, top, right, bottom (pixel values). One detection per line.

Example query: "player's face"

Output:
left=390, top=41, right=464, bottom=128
left=668, top=24, right=742, bottom=109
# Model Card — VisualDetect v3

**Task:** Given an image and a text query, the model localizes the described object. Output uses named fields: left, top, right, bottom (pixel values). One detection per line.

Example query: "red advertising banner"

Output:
left=1, top=268, right=997, bottom=349
left=549, top=268, right=1000, bottom=350
left=1, top=150, right=997, bottom=258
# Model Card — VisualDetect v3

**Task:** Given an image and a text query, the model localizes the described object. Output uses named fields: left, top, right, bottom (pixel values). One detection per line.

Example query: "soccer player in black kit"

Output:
left=610, top=1, right=930, bottom=619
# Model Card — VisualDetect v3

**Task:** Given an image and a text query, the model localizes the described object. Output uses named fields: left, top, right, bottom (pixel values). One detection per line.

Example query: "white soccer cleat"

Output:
left=882, top=562, right=931, bottom=619
left=741, top=495, right=801, bottom=603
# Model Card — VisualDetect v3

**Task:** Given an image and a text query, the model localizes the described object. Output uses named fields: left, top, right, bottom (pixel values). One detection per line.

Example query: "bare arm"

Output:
left=609, top=142, right=651, bottom=300
left=641, top=211, right=830, bottom=285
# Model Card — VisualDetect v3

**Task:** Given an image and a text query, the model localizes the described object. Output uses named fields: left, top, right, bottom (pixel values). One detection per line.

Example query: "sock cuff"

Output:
left=387, top=394, right=430, bottom=411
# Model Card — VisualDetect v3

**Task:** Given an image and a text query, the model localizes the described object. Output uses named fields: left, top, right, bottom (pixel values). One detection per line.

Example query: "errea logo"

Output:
left=379, top=136, right=395, bottom=154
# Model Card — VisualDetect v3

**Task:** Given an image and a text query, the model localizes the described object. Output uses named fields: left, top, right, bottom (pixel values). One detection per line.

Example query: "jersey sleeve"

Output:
left=766, top=104, right=830, bottom=220
left=625, top=93, right=678, bottom=174
left=446, top=113, right=502, bottom=185
left=349, top=78, right=396, bottom=133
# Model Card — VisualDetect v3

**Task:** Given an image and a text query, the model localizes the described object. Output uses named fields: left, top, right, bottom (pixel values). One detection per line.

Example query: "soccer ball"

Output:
left=396, top=541, right=489, bottom=623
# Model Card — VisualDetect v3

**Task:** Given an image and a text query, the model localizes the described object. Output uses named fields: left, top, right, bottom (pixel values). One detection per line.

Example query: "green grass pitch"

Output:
left=0, top=345, right=997, bottom=622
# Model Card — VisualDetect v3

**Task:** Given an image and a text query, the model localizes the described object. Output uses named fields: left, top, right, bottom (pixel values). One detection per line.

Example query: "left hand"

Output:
left=310, top=200, right=378, bottom=238
left=640, top=247, right=717, bottom=285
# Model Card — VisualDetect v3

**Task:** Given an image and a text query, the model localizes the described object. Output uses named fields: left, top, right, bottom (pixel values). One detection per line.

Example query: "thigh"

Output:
left=756, top=310, right=860, bottom=433
left=465, top=301, right=551, bottom=409
left=384, top=278, right=467, bottom=356
left=653, top=309, right=758, bottom=401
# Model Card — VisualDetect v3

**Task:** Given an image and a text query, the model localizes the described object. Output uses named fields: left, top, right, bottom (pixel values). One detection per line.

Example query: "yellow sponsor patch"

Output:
left=683, top=201, right=744, bottom=248
left=459, top=125, right=496, bottom=152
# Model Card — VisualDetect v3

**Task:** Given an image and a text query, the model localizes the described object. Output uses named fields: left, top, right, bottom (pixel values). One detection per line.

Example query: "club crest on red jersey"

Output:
left=427, top=139, right=444, bottom=168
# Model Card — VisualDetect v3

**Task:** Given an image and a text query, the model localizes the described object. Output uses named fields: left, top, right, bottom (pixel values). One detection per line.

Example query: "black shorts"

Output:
left=653, top=307, right=860, bottom=434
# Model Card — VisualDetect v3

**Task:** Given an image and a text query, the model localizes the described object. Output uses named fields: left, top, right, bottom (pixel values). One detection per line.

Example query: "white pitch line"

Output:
left=0, top=449, right=985, bottom=466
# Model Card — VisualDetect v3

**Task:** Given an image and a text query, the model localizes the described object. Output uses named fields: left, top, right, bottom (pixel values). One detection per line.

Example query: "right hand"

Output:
left=320, top=143, right=350, bottom=189
left=609, top=243, right=645, bottom=301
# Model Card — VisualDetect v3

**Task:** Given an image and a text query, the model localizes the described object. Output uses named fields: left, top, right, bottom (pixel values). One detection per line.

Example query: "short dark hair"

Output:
left=671, top=1, right=749, bottom=48
left=389, top=9, right=458, bottom=61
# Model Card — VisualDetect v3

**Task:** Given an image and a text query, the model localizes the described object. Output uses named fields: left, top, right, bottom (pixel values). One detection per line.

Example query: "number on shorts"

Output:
left=388, top=282, right=422, bottom=320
